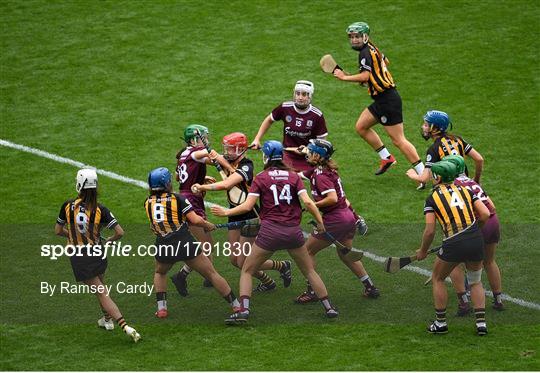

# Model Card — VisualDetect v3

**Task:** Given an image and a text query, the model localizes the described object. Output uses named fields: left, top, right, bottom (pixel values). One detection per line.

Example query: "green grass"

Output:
left=1, top=0, right=539, bottom=370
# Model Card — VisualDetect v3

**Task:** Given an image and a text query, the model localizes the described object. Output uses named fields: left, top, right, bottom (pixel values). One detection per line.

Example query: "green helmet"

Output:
left=431, top=161, right=459, bottom=183
left=346, top=22, right=370, bottom=35
left=442, top=155, right=466, bottom=175
left=183, top=124, right=209, bottom=144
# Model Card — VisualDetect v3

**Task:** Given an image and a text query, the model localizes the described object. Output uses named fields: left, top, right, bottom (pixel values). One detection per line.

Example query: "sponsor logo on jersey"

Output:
left=242, top=165, right=249, bottom=172
left=285, top=127, right=311, bottom=138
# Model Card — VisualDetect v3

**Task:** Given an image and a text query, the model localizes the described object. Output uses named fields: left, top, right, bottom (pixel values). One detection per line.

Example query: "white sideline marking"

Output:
left=2, top=138, right=539, bottom=311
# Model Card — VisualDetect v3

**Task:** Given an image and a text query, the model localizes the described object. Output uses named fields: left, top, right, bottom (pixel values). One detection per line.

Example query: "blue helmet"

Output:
left=262, top=140, right=283, bottom=161
left=307, top=139, right=334, bottom=159
left=148, top=167, right=172, bottom=191
left=424, top=110, right=452, bottom=132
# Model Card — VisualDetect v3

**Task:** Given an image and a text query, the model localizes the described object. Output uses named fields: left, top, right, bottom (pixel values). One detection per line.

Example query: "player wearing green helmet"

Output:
left=333, top=22, right=424, bottom=185
left=415, top=160, right=491, bottom=336
left=443, top=155, right=504, bottom=311
left=406, top=110, right=484, bottom=187
left=172, top=123, right=234, bottom=294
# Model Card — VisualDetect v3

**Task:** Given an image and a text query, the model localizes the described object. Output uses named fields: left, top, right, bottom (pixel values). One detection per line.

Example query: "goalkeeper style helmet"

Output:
left=183, top=124, right=209, bottom=145
left=293, top=80, right=314, bottom=110
left=148, top=167, right=172, bottom=191
left=261, top=140, right=284, bottom=164
left=76, top=168, right=98, bottom=193
left=222, top=132, right=248, bottom=161
left=307, top=138, right=334, bottom=160
left=431, top=161, right=459, bottom=183
left=347, top=22, right=370, bottom=49
left=443, top=155, right=466, bottom=176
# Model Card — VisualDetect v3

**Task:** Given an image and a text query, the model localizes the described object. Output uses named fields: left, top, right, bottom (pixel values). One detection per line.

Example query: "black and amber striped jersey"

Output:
left=57, top=199, right=118, bottom=245
left=425, top=135, right=472, bottom=169
left=424, top=183, right=479, bottom=239
left=144, top=192, right=193, bottom=237
left=358, top=42, right=395, bottom=97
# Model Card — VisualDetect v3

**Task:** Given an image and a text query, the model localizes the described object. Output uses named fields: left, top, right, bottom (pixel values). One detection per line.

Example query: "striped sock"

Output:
left=475, top=308, right=486, bottom=324
left=239, top=295, right=250, bottom=312
left=255, top=271, right=274, bottom=285
left=116, top=316, right=127, bottom=331
left=435, top=308, right=447, bottom=325
left=101, top=308, right=111, bottom=321
left=306, top=280, right=313, bottom=292
left=156, top=292, right=167, bottom=311
left=271, top=260, right=284, bottom=271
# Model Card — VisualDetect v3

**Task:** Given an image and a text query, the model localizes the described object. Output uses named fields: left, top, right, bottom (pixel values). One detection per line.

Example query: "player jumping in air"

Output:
left=144, top=167, right=241, bottom=319
left=191, top=132, right=292, bottom=292
left=55, top=169, right=141, bottom=342
left=416, top=160, right=490, bottom=336
left=333, top=22, right=425, bottom=183
left=295, top=139, right=380, bottom=304
left=212, top=140, right=339, bottom=324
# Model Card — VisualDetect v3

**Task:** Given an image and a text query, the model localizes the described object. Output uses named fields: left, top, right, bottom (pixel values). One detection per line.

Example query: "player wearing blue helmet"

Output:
left=144, top=167, right=241, bottom=319
left=406, top=110, right=484, bottom=187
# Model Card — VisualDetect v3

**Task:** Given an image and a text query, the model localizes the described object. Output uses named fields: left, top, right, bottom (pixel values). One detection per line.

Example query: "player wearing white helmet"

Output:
left=55, top=168, right=141, bottom=342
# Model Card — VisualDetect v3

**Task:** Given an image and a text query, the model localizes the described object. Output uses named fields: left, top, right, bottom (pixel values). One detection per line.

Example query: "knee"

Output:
left=355, top=121, right=368, bottom=136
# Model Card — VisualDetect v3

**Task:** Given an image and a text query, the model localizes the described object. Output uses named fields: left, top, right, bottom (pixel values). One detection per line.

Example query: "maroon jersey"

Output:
left=248, top=167, right=306, bottom=225
left=271, top=102, right=328, bottom=163
left=309, top=167, right=352, bottom=224
left=176, top=146, right=207, bottom=192
left=454, top=176, right=495, bottom=215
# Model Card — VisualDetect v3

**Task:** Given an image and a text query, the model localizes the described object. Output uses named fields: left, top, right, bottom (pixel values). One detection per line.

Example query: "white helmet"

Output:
left=76, top=168, right=98, bottom=193
left=294, top=80, right=314, bottom=98
left=293, top=80, right=314, bottom=109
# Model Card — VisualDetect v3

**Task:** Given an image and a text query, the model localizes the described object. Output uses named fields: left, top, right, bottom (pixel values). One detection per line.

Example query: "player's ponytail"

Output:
left=78, top=189, right=98, bottom=212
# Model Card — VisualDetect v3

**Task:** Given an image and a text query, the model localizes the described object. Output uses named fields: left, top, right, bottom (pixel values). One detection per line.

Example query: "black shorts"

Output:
left=155, top=225, right=201, bottom=264
left=70, top=256, right=107, bottom=282
left=438, top=224, right=484, bottom=263
left=367, top=88, right=403, bottom=126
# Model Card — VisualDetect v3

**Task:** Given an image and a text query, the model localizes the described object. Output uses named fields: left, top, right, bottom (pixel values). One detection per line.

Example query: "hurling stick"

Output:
left=308, top=220, right=364, bottom=261
left=384, top=246, right=440, bottom=274
left=215, top=218, right=260, bottom=230
left=195, top=130, right=246, bottom=205
left=320, top=54, right=342, bottom=74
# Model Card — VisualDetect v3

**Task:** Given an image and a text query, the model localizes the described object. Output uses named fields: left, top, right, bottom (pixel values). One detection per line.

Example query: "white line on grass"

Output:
left=2, top=138, right=539, bottom=311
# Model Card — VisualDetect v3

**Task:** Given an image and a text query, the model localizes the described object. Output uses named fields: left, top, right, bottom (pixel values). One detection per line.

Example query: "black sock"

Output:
left=255, top=271, right=274, bottom=285
left=457, top=292, right=469, bottom=305
left=493, top=292, right=502, bottom=304
left=156, top=292, right=167, bottom=302
left=306, top=280, right=313, bottom=292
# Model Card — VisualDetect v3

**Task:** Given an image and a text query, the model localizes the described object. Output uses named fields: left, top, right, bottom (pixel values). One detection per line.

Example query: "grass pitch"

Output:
left=1, top=0, right=539, bottom=370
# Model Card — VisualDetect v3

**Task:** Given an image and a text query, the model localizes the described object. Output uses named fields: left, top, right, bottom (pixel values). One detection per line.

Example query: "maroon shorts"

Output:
left=181, top=192, right=206, bottom=219
left=283, top=153, right=313, bottom=173
left=312, top=214, right=356, bottom=242
left=255, top=220, right=305, bottom=251
left=482, top=213, right=500, bottom=244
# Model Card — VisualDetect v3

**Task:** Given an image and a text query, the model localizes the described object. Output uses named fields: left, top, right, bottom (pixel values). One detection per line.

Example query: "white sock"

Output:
left=181, top=264, right=192, bottom=274
left=157, top=300, right=167, bottom=311
left=377, top=147, right=391, bottom=159
left=232, top=299, right=240, bottom=308
left=413, top=162, right=425, bottom=175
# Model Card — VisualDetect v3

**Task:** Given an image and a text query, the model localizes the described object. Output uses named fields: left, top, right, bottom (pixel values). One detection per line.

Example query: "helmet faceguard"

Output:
left=76, top=168, right=98, bottom=193
left=306, top=139, right=334, bottom=163
left=222, top=132, right=248, bottom=162
left=347, top=22, right=370, bottom=50
left=422, top=110, right=452, bottom=140
left=293, top=80, right=314, bottom=110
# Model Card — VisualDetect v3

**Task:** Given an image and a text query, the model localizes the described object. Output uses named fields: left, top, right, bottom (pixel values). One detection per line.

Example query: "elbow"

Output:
left=116, top=225, right=125, bottom=239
